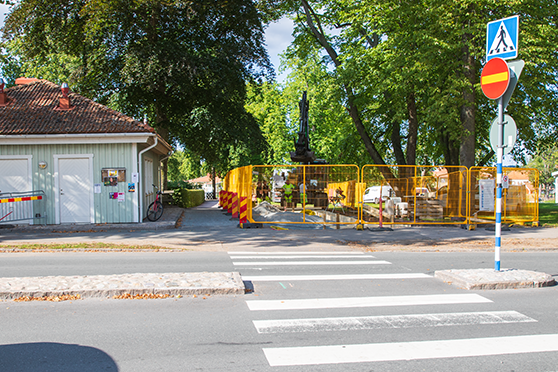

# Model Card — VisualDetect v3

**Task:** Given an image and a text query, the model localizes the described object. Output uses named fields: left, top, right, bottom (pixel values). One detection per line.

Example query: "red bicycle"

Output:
left=146, top=184, right=164, bottom=221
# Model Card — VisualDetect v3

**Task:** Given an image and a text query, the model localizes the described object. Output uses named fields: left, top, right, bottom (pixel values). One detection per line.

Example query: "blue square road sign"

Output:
left=486, top=15, right=519, bottom=61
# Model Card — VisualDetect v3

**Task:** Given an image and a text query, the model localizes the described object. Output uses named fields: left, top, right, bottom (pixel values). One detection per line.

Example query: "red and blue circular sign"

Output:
left=481, top=58, right=510, bottom=100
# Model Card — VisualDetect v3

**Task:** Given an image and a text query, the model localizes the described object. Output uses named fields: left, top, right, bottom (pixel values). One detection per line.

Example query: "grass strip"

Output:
left=539, top=202, right=558, bottom=227
left=0, top=242, right=181, bottom=251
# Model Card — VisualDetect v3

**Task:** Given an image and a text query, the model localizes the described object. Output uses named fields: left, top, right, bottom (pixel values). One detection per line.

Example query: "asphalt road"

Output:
left=1, top=250, right=558, bottom=371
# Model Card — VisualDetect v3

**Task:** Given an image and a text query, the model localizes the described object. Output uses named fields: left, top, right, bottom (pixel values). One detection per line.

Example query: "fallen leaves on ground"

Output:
left=112, top=293, right=173, bottom=300
left=13, top=294, right=81, bottom=302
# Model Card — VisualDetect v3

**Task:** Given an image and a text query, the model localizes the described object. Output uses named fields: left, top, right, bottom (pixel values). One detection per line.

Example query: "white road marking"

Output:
left=229, top=251, right=365, bottom=255
left=230, top=255, right=376, bottom=259
left=233, top=260, right=391, bottom=266
left=242, top=273, right=431, bottom=281
left=246, top=293, right=492, bottom=311
left=263, top=334, right=558, bottom=366
left=253, top=310, right=536, bottom=334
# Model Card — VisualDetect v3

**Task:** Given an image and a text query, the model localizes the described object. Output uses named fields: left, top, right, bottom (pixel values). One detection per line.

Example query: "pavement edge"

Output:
left=434, top=269, right=556, bottom=290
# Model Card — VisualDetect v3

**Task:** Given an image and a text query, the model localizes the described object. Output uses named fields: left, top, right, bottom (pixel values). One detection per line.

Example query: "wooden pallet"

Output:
left=409, top=199, right=443, bottom=219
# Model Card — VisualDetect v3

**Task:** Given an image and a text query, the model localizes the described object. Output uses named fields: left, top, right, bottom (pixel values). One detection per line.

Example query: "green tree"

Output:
left=527, top=147, right=558, bottom=189
left=261, top=0, right=558, bottom=172
left=167, top=149, right=204, bottom=183
left=2, top=0, right=272, bottom=177
left=245, top=81, right=292, bottom=165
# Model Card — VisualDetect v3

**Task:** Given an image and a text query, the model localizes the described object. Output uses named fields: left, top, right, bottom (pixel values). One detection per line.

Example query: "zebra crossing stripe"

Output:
left=253, top=310, right=536, bottom=334
left=229, top=251, right=365, bottom=255
left=230, top=255, right=376, bottom=259
left=233, top=260, right=391, bottom=266
left=246, top=293, right=492, bottom=311
left=263, top=334, right=558, bottom=366
left=242, top=273, right=431, bottom=281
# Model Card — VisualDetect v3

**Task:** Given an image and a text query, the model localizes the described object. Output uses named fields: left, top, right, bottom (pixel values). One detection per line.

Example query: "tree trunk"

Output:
left=386, top=92, right=406, bottom=166
left=460, top=32, right=476, bottom=168
left=439, top=127, right=460, bottom=165
left=212, top=167, right=217, bottom=199
left=405, top=91, right=419, bottom=166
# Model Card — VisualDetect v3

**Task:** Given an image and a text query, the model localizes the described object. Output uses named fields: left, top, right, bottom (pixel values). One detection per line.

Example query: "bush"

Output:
left=167, top=180, right=199, bottom=190
left=172, top=188, right=205, bottom=208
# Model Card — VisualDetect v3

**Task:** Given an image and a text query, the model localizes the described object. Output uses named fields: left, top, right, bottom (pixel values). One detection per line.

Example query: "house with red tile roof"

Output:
left=0, top=78, right=172, bottom=225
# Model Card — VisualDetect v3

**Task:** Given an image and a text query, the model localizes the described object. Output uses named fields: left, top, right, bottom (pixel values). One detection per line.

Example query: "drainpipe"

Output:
left=552, top=171, right=558, bottom=204
left=138, top=135, right=158, bottom=222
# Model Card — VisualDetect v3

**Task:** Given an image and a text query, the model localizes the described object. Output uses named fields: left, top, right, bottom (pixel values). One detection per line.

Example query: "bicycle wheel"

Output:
left=146, top=200, right=164, bottom=221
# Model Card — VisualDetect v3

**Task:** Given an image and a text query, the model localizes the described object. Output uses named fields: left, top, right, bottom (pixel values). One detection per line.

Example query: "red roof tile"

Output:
left=187, top=174, right=222, bottom=184
left=0, top=80, right=155, bottom=135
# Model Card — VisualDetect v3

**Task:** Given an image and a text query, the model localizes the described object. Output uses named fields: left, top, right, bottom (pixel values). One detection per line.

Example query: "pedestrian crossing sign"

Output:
left=486, top=15, right=519, bottom=61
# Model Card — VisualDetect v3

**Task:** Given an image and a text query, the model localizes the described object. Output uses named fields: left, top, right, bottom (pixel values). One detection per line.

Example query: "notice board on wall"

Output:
left=102, top=168, right=126, bottom=186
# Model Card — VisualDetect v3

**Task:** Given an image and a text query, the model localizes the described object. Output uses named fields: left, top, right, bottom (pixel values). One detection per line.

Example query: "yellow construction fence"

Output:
left=221, top=164, right=539, bottom=228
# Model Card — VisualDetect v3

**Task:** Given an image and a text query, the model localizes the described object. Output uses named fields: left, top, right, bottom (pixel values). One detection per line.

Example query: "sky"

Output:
left=264, top=17, right=295, bottom=82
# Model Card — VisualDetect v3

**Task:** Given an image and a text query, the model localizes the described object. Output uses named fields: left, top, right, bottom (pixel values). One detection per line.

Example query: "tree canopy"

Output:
left=256, top=0, right=558, bottom=170
left=1, top=0, right=273, bottom=175
left=2, top=0, right=557, bottom=173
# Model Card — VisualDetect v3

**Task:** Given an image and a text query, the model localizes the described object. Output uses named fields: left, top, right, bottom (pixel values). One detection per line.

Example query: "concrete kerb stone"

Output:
left=0, top=207, right=185, bottom=232
left=0, top=272, right=245, bottom=300
left=434, top=268, right=556, bottom=290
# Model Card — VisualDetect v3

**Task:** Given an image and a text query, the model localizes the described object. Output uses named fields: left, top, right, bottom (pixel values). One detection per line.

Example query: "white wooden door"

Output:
left=59, top=158, right=91, bottom=223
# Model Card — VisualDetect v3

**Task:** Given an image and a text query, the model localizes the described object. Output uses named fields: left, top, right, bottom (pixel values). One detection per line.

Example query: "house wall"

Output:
left=0, top=143, right=145, bottom=224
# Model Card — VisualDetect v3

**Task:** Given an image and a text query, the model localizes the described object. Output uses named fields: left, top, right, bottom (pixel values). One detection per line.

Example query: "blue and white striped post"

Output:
left=495, top=97, right=504, bottom=272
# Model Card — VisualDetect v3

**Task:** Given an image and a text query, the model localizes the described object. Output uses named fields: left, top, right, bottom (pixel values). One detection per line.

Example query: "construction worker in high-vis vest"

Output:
left=282, top=179, right=295, bottom=212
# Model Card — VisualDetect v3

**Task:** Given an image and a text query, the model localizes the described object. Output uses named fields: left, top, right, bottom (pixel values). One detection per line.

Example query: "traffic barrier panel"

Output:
left=239, top=197, right=248, bottom=224
left=0, top=190, right=47, bottom=225
left=223, top=164, right=538, bottom=229
left=232, top=193, right=239, bottom=218
left=360, top=165, right=468, bottom=226
left=469, top=167, right=539, bottom=226
left=250, top=164, right=360, bottom=227
left=227, top=191, right=233, bottom=214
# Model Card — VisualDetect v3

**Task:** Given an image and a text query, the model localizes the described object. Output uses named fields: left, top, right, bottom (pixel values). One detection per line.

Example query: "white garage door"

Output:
left=0, top=157, right=32, bottom=224
left=0, top=158, right=31, bottom=193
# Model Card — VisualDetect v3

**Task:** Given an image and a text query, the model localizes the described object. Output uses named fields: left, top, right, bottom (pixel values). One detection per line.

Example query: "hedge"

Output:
left=172, top=188, right=205, bottom=208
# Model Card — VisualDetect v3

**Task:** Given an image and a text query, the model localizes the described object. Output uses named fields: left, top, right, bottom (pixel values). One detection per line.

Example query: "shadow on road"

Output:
left=0, top=342, right=118, bottom=371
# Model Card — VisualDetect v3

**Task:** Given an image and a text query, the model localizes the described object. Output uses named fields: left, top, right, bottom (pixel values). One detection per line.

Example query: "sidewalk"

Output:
left=0, top=201, right=556, bottom=299
left=0, top=205, right=185, bottom=232
left=1, top=200, right=557, bottom=248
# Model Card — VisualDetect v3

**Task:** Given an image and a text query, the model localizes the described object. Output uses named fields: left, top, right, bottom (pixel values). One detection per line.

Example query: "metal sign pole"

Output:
left=495, top=96, right=504, bottom=271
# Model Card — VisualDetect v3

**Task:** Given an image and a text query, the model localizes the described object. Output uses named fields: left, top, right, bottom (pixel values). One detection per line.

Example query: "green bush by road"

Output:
left=172, top=189, right=205, bottom=208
